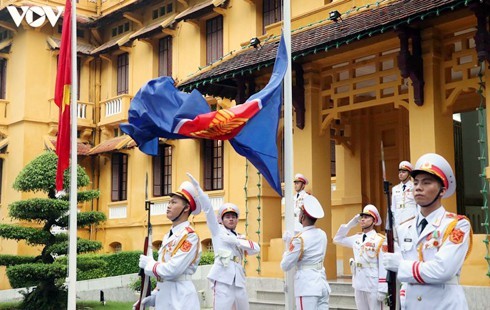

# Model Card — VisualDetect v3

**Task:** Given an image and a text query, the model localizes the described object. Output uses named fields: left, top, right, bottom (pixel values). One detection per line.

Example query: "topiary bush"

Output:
left=0, top=151, right=105, bottom=310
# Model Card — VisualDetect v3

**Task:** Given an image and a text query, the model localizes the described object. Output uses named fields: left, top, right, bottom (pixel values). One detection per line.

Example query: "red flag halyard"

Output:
left=54, top=0, right=72, bottom=192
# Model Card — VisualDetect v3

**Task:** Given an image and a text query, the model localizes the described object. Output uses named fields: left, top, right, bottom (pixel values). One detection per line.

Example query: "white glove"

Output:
left=383, top=252, right=402, bottom=272
left=349, top=258, right=356, bottom=275
left=346, top=214, right=361, bottom=229
left=220, top=233, right=239, bottom=246
left=187, top=172, right=211, bottom=213
left=282, top=231, right=293, bottom=244
left=142, top=293, right=156, bottom=308
left=138, top=254, right=155, bottom=269
left=132, top=293, right=156, bottom=309
left=377, top=292, right=386, bottom=302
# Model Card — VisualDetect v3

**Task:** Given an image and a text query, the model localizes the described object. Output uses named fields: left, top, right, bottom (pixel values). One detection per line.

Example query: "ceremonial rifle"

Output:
left=134, top=174, right=153, bottom=310
left=381, top=141, right=397, bottom=310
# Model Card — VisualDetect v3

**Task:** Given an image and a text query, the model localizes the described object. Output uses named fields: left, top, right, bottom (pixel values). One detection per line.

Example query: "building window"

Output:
left=152, top=0, right=174, bottom=19
left=158, top=36, right=172, bottom=77
left=109, top=242, right=122, bottom=253
left=203, top=140, right=223, bottom=191
left=263, top=0, right=283, bottom=33
left=0, top=28, right=10, bottom=42
left=153, top=144, right=172, bottom=196
left=117, top=53, right=129, bottom=95
left=330, top=140, right=336, bottom=177
left=111, top=22, right=130, bottom=37
left=77, top=57, right=81, bottom=100
left=206, top=15, right=223, bottom=65
left=0, top=59, right=6, bottom=99
left=111, top=153, right=128, bottom=201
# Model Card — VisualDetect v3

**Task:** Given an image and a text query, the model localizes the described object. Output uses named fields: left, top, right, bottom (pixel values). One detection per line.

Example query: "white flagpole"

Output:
left=67, top=0, right=78, bottom=309
left=283, top=0, right=295, bottom=309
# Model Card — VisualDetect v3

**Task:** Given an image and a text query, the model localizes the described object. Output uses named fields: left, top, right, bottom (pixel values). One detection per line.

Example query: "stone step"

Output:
left=329, top=281, right=355, bottom=294
left=256, top=289, right=285, bottom=303
left=329, top=306, right=358, bottom=310
left=329, top=292, right=357, bottom=308
left=249, top=299, right=285, bottom=310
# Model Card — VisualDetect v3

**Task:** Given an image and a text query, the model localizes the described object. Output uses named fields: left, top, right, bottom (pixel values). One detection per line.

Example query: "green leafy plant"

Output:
left=199, top=251, right=215, bottom=265
left=0, top=152, right=105, bottom=310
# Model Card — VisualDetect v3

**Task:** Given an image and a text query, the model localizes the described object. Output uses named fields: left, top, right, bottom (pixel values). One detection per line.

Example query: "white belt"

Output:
left=298, top=262, right=323, bottom=270
left=157, top=274, right=192, bottom=283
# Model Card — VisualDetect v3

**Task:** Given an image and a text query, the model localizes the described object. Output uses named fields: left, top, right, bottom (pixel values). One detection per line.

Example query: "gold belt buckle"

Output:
left=356, top=263, right=362, bottom=268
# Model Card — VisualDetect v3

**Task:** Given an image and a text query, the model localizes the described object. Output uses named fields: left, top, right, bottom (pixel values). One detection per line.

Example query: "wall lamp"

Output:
left=250, top=37, right=262, bottom=49
left=329, top=10, right=342, bottom=22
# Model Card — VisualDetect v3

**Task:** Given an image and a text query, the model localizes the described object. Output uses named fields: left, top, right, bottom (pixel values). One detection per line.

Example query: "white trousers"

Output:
left=212, top=280, right=249, bottom=310
left=155, top=280, right=200, bottom=310
left=295, top=286, right=330, bottom=310
left=355, top=290, right=383, bottom=310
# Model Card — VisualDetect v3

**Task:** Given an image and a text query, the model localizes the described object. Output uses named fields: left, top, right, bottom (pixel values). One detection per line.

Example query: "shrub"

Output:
left=199, top=251, right=215, bottom=265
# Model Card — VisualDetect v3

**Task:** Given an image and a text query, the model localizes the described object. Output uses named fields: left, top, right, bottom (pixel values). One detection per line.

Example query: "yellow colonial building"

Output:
left=0, top=0, right=489, bottom=293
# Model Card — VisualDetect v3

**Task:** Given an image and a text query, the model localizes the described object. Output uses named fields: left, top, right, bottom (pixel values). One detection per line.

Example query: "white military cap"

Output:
left=302, top=195, right=324, bottom=219
left=217, top=203, right=240, bottom=223
left=294, top=173, right=309, bottom=185
left=360, top=204, right=382, bottom=226
left=411, top=153, right=456, bottom=198
left=399, top=161, right=413, bottom=172
left=170, top=181, right=201, bottom=215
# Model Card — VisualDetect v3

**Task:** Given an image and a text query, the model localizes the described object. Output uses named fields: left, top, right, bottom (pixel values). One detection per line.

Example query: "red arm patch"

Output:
left=180, top=240, right=193, bottom=252
left=449, top=228, right=465, bottom=244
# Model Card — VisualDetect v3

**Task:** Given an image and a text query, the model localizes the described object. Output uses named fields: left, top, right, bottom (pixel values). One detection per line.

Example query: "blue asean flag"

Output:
left=121, top=34, right=287, bottom=196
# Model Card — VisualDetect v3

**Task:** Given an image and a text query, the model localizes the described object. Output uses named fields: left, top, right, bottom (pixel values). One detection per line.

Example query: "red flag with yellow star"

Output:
left=54, top=0, right=72, bottom=192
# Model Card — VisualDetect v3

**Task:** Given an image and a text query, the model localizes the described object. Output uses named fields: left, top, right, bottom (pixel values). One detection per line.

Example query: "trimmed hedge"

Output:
left=65, top=250, right=215, bottom=282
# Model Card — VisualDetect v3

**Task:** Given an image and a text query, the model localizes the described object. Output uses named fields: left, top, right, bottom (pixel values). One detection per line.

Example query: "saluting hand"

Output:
left=187, top=172, right=211, bottom=212
left=346, top=214, right=361, bottom=229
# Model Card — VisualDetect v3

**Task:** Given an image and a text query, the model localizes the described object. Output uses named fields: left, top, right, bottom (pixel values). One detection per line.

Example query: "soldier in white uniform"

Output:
left=391, top=161, right=417, bottom=229
left=138, top=181, right=202, bottom=310
left=293, top=173, right=310, bottom=233
left=333, top=204, right=388, bottom=310
left=281, top=195, right=330, bottom=310
left=383, top=153, right=473, bottom=310
left=189, top=171, right=260, bottom=310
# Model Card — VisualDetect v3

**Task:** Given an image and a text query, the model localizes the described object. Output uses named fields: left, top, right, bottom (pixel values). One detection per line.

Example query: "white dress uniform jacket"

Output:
left=391, top=180, right=417, bottom=228
left=281, top=226, right=331, bottom=300
left=152, top=221, right=201, bottom=310
left=333, top=228, right=388, bottom=294
left=202, top=204, right=260, bottom=288
left=294, top=190, right=309, bottom=233
left=396, top=207, right=472, bottom=310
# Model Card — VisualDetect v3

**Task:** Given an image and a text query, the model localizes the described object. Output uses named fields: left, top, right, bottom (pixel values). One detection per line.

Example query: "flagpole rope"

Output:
left=476, top=61, right=490, bottom=277
left=256, top=171, right=262, bottom=274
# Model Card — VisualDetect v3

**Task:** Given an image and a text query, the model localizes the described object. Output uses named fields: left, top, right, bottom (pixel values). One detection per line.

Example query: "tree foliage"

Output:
left=0, top=151, right=105, bottom=309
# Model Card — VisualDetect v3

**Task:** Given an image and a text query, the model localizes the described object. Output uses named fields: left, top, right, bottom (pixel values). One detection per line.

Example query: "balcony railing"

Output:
left=99, top=94, right=132, bottom=126
left=49, top=99, right=95, bottom=128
